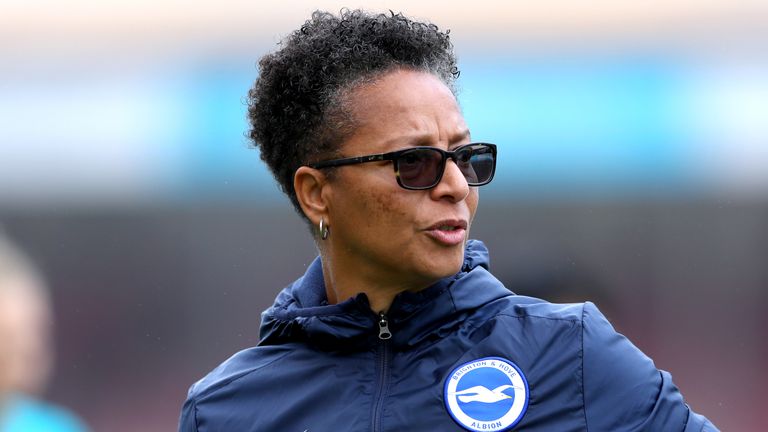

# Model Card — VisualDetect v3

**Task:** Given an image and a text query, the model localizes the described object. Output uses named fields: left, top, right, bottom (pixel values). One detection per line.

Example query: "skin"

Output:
left=295, top=69, right=479, bottom=313
left=0, top=277, right=52, bottom=398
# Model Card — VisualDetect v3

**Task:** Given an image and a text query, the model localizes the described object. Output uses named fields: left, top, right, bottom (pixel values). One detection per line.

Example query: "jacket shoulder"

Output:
left=179, top=345, right=295, bottom=432
left=580, top=302, right=719, bottom=431
left=186, top=344, right=294, bottom=402
left=495, top=294, right=586, bottom=322
left=484, top=300, right=717, bottom=430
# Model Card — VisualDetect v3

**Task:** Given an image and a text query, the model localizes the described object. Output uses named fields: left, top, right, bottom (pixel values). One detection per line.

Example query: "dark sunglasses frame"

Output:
left=308, top=142, right=497, bottom=190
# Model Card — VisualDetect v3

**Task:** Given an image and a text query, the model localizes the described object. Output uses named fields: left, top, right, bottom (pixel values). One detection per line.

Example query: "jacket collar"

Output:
left=258, top=240, right=511, bottom=350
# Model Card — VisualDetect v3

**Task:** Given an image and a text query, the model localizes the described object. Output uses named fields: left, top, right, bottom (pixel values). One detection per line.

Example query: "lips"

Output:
left=425, top=219, right=468, bottom=246
left=427, top=219, right=468, bottom=231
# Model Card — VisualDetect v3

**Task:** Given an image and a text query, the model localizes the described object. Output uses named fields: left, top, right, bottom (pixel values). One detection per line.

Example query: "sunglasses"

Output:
left=308, top=142, right=497, bottom=190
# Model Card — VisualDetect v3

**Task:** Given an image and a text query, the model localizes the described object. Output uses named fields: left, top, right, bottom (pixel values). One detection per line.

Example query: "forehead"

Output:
left=341, top=70, right=469, bottom=152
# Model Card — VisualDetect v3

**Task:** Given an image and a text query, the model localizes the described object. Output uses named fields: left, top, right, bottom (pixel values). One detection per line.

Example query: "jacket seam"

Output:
left=446, top=283, right=458, bottom=313
left=494, top=312, right=581, bottom=323
left=580, top=303, right=589, bottom=432
left=193, top=398, right=200, bottom=432
left=195, top=349, right=293, bottom=402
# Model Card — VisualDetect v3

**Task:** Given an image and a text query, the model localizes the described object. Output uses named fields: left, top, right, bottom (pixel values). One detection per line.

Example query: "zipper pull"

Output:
left=378, top=312, right=392, bottom=340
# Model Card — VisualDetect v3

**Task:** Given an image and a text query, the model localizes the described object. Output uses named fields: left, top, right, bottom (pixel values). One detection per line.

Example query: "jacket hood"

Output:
left=258, top=239, right=511, bottom=350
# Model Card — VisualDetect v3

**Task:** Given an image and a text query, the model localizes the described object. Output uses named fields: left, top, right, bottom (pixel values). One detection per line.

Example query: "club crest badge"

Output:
left=444, top=357, right=529, bottom=431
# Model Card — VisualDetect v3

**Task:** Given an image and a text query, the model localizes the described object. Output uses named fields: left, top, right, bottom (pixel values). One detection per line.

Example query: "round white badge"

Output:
left=444, top=357, right=529, bottom=431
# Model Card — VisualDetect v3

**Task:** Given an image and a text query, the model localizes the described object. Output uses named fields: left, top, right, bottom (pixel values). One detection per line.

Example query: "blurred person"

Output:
left=179, top=9, right=717, bottom=431
left=0, top=232, right=88, bottom=432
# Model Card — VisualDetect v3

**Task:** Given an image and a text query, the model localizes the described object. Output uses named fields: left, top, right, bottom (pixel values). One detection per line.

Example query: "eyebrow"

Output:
left=451, top=129, right=472, bottom=144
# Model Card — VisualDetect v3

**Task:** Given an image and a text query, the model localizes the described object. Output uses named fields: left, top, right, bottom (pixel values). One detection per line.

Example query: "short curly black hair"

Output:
left=247, top=9, right=460, bottom=220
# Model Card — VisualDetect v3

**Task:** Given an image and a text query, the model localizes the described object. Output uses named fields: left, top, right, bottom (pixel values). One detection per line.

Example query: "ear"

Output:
left=294, top=166, right=330, bottom=227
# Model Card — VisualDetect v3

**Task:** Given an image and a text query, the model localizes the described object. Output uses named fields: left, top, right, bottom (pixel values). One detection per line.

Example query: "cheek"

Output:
left=467, top=190, right=479, bottom=221
left=333, top=176, right=414, bottom=235
left=358, top=188, right=413, bottom=232
left=378, top=188, right=411, bottom=216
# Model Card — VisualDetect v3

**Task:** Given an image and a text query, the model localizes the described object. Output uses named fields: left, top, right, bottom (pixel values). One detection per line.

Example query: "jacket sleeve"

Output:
left=178, top=388, right=200, bottom=432
left=581, top=302, right=719, bottom=431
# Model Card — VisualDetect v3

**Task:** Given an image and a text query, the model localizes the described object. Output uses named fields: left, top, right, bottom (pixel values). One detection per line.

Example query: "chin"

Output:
left=422, top=248, right=465, bottom=280
left=400, top=237, right=466, bottom=286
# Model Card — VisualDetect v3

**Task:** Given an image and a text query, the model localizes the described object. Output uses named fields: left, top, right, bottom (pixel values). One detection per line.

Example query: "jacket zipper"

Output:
left=371, top=312, right=392, bottom=432
left=378, top=312, right=392, bottom=340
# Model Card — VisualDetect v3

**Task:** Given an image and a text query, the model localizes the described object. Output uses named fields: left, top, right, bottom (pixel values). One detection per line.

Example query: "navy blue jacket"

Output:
left=179, top=240, right=718, bottom=431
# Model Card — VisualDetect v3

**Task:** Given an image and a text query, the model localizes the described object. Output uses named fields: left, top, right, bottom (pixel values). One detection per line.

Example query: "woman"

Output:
left=0, top=232, right=89, bottom=432
left=179, top=10, right=717, bottom=431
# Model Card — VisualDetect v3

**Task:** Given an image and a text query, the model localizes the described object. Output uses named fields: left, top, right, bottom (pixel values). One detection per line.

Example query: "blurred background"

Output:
left=1, top=0, right=766, bottom=430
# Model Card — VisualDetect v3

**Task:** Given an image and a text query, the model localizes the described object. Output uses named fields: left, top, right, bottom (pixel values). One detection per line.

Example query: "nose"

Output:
left=430, top=159, right=470, bottom=202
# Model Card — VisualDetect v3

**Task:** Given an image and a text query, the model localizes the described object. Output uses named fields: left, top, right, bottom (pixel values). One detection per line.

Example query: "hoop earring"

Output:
left=319, top=217, right=329, bottom=240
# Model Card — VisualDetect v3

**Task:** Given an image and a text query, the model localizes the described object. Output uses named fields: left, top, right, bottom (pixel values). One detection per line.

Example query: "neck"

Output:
left=320, top=249, right=430, bottom=314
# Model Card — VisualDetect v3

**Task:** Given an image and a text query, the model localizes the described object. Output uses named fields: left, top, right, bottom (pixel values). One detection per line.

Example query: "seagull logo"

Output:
left=451, top=384, right=522, bottom=403
left=444, top=357, right=529, bottom=431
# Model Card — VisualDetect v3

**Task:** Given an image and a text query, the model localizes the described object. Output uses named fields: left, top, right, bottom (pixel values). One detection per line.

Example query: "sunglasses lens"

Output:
left=398, top=148, right=444, bottom=188
left=460, top=144, right=495, bottom=185
left=396, top=144, right=496, bottom=189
